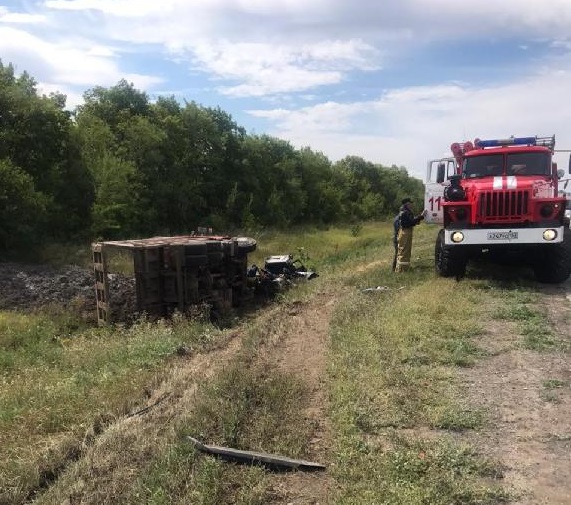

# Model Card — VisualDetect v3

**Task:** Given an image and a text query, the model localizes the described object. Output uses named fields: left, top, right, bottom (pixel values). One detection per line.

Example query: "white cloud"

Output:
left=249, top=60, right=571, bottom=177
left=40, top=1, right=384, bottom=98
left=43, top=0, right=571, bottom=41
left=410, top=0, right=571, bottom=36
left=552, top=39, right=571, bottom=50
left=44, top=0, right=329, bottom=20
left=0, top=25, right=163, bottom=96
left=44, top=0, right=177, bottom=17
left=187, top=39, right=376, bottom=97
left=37, top=82, right=84, bottom=108
left=250, top=101, right=370, bottom=132
left=0, top=11, right=47, bottom=24
left=35, top=0, right=571, bottom=102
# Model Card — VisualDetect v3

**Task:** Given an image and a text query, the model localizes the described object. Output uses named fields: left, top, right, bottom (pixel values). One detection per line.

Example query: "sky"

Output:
left=1, top=0, right=571, bottom=179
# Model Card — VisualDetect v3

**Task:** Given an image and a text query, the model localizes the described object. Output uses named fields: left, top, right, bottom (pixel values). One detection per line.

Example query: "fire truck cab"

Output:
left=425, top=135, right=571, bottom=283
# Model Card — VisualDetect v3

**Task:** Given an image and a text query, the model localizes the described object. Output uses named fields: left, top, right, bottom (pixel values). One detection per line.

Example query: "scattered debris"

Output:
left=248, top=254, right=318, bottom=295
left=0, top=247, right=317, bottom=324
left=0, top=263, right=92, bottom=310
left=187, top=436, right=326, bottom=471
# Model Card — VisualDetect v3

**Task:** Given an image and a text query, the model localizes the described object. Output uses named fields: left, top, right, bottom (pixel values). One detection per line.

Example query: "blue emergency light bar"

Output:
left=476, top=136, right=537, bottom=148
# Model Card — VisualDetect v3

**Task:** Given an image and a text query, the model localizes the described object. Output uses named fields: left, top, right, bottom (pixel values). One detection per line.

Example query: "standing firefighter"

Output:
left=395, top=198, right=426, bottom=272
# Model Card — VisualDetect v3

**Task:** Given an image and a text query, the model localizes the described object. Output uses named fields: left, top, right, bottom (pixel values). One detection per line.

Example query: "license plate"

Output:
left=487, top=231, right=518, bottom=240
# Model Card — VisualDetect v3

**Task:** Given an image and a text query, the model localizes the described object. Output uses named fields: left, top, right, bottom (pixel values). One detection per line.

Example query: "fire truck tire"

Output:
left=435, top=229, right=467, bottom=278
left=533, top=229, right=571, bottom=284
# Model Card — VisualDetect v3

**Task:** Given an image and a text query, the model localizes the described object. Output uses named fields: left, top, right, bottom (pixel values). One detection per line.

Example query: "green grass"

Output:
left=328, top=276, right=488, bottom=430
left=185, top=366, right=309, bottom=452
left=126, top=363, right=310, bottom=505
left=327, top=226, right=511, bottom=503
left=491, top=288, right=561, bottom=351
left=5, top=220, right=562, bottom=504
left=36, top=242, right=94, bottom=268
left=0, top=311, right=222, bottom=504
left=120, top=281, right=321, bottom=505
left=248, top=221, right=390, bottom=275
left=331, top=434, right=509, bottom=505
left=542, top=378, right=566, bottom=389
left=132, top=446, right=268, bottom=505
left=540, top=378, right=568, bottom=404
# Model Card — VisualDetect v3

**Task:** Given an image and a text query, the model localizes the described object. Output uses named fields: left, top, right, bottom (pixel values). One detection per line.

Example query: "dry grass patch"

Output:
left=0, top=310, right=222, bottom=504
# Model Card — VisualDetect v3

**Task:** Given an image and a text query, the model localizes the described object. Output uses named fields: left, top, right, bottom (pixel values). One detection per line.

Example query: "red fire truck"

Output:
left=424, top=135, right=571, bottom=283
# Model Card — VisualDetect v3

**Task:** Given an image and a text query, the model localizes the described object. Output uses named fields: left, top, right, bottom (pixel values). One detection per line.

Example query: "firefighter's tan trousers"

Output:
left=395, top=228, right=413, bottom=272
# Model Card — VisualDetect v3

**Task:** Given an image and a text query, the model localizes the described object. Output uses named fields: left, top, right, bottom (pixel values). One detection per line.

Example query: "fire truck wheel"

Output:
left=533, top=229, right=571, bottom=284
left=435, top=229, right=467, bottom=278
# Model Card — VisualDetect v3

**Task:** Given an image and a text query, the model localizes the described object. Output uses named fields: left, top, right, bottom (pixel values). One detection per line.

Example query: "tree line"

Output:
left=0, top=60, right=424, bottom=254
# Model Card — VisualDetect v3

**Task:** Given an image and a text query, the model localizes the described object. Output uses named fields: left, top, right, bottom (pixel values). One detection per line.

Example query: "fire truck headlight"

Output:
left=451, top=231, right=464, bottom=243
left=543, top=229, right=558, bottom=241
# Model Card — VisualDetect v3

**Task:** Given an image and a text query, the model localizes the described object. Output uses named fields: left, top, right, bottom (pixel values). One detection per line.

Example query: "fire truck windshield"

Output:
left=462, top=152, right=550, bottom=178
left=506, top=152, right=550, bottom=176
left=462, top=154, right=503, bottom=178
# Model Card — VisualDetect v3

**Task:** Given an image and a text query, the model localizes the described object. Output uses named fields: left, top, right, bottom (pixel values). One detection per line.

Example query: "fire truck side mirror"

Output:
left=557, top=168, right=565, bottom=179
left=436, top=163, right=446, bottom=184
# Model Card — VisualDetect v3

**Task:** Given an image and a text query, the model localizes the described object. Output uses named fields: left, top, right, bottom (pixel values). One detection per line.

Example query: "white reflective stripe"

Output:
left=493, top=177, right=503, bottom=190
left=506, top=176, right=517, bottom=189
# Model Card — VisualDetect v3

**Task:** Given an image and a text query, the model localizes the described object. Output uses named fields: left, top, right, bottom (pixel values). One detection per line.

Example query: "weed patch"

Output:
left=332, top=434, right=509, bottom=505
left=328, top=229, right=509, bottom=503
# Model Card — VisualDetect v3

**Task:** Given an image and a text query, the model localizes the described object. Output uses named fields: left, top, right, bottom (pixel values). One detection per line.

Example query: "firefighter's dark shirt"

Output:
left=398, top=205, right=423, bottom=230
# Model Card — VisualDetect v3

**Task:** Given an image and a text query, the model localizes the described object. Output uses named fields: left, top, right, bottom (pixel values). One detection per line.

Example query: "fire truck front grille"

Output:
left=479, top=191, right=529, bottom=220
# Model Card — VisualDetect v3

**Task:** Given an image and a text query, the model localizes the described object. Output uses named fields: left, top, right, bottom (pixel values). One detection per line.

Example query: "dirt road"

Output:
left=459, top=278, right=571, bottom=504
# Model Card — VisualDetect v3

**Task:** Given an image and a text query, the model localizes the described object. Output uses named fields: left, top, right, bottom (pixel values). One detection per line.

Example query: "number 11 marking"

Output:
left=429, top=196, right=442, bottom=211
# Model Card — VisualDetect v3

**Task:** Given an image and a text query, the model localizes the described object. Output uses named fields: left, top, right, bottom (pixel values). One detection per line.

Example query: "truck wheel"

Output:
left=435, top=229, right=467, bottom=278
left=533, top=229, right=571, bottom=283
left=235, top=237, right=257, bottom=255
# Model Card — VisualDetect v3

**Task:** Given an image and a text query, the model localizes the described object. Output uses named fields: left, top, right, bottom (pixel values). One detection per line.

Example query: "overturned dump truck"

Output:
left=92, top=234, right=256, bottom=325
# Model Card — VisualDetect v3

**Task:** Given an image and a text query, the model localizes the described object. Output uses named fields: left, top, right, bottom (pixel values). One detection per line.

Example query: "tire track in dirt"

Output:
left=33, top=285, right=340, bottom=504
left=33, top=332, right=244, bottom=504
left=458, top=279, right=571, bottom=504
left=255, top=291, right=338, bottom=505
